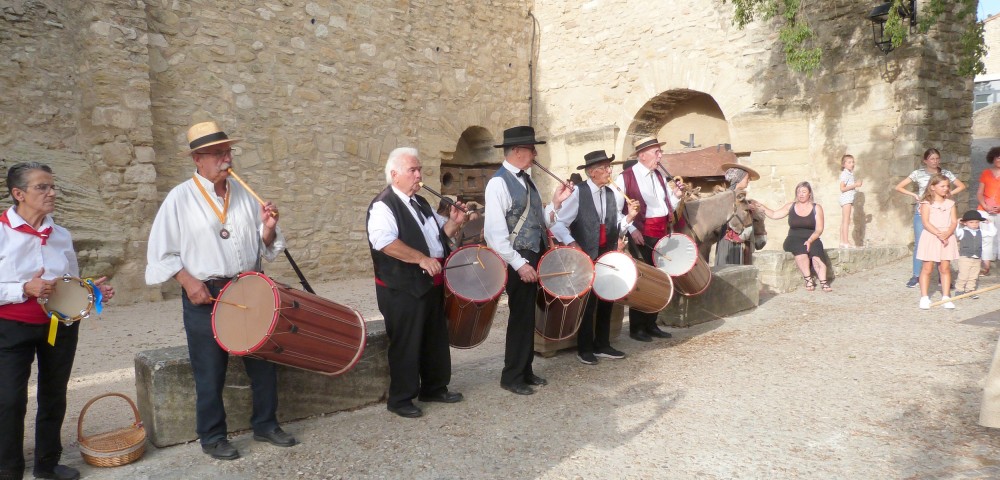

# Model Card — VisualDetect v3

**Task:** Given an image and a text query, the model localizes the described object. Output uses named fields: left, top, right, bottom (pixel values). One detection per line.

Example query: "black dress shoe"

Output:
left=525, top=373, right=547, bottom=386
left=387, top=404, right=424, bottom=418
left=646, top=326, right=673, bottom=338
left=32, top=465, right=79, bottom=480
left=501, top=382, right=535, bottom=395
left=418, top=391, right=464, bottom=403
left=201, top=439, right=240, bottom=460
left=629, top=331, right=652, bottom=342
left=253, top=426, right=297, bottom=447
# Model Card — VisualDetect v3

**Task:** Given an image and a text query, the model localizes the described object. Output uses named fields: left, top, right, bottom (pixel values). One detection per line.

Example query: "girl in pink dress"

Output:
left=916, top=174, right=958, bottom=309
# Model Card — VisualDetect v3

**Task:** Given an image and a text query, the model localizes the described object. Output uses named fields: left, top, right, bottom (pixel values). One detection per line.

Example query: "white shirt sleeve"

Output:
left=549, top=188, right=580, bottom=245
left=145, top=190, right=186, bottom=285
left=367, top=201, right=399, bottom=251
left=483, top=176, right=527, bottom=270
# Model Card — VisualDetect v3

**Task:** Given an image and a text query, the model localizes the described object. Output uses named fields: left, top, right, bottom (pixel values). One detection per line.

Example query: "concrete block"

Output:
left=135, top=321, right=389, bottom=448
left=658, top=265, right=759, bottom=328
left=755, top=246, right=909, bottom=293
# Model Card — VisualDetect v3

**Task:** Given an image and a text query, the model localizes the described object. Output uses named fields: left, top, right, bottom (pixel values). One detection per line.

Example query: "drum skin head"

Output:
left=444, top=246, right=507, bottom=302
left=653, top=234, right=698, bottom=276
left=592, top=251, right=638, bottom=301
left=44, top=276, right=94, bottom=321
left=212, top=273, right=279, bottom=354
left=537, top=247, right=594, bottom=299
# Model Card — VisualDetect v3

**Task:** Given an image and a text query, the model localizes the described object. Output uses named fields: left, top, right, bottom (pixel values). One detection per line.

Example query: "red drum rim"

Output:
left=537, top=246, right=595, bottom=300
left=211, top=271, right=280, bottom=355
left=652, top=233, right=698, bottom=276
left=443, top=245, right=507, bottom=303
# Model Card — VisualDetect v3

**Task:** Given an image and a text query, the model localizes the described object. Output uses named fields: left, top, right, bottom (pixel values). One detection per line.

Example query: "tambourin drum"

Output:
left=652, top=234, right=711, bottom=296
left=443, top=245, right=507, bottom=349
left=593, top=251, right=673, bottom=313
left=41, top=275, right=96, bottom=323
left=534, top=246, right=595, bottom=341
left=211, top=272, right=367, bottom=376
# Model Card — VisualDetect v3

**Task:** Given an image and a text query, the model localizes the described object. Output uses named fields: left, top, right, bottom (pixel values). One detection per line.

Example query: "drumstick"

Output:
left=445, top=261, right=480, bottom=270
left=538, top=271, right=572, bottom=278
left=596, top=262, right=619, bottom=270
left=211, top=297, right=248, bottom=309
left=227, top=167, right=278, bottom=217
left=929, top=283, right=1000, bottom=307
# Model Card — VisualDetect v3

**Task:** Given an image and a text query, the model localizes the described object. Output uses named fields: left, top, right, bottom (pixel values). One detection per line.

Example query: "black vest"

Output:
left=367, top=187, right=451, bottom=297
left=959, top=228, right=983, bottom=258
left=569, top=181, right=619, bottom=260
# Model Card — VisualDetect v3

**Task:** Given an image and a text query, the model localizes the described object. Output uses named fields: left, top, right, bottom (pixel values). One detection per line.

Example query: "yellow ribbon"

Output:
left=47, top=313, right=58, bottom=346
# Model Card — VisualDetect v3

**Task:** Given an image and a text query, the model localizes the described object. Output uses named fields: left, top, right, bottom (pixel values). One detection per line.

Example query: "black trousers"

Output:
left=0, top=318, right=79, bottom=475
left=501, top=250, right=541, bottom=386
left=578, top=244, right=615, bottom=354
left=375, top=284, right=451, bottom=409
left=628, top=236, right=661, bottom=334
left=182, top=285, right=279, bottom=446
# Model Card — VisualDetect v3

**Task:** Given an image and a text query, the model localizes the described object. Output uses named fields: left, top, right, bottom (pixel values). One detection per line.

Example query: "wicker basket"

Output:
left=77, top=393, right=147, bottom=467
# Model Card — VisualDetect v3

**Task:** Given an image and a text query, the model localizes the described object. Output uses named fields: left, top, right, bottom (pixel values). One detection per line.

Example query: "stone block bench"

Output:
left=659, top=264, right=760, bottom=328
left=754, top=245, right=909, bottom=293
left=135, top=320, right=389, bottom=447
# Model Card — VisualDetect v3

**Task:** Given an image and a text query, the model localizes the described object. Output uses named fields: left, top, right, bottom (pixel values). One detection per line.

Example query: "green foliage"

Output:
left=722, top=0, right=987, bottom=77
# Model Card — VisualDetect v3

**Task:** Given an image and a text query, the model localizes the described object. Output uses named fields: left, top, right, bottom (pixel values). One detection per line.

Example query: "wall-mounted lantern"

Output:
left=868, top=0, right=916, bottom=55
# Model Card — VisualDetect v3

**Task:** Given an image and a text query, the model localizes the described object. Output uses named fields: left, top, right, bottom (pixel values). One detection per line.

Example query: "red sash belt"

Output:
left=598, top=225, right=607, bottom=248
left=375, top=258, right=444, bottom=288
left=0, top=298, right=48, bottom=324
left=643, top=216, right=668, bottom=240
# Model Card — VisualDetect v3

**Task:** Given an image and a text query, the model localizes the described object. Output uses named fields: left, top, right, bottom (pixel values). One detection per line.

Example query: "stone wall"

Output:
left=1, top=0, right=533, bottom=302
left=530, top=0, right=974, bottom=250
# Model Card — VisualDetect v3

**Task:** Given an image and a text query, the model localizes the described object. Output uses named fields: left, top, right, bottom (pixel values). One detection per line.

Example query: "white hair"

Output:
left=384, top=147, right=419, bottom=184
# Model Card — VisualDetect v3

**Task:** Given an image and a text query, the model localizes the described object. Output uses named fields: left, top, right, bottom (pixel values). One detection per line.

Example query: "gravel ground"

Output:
left=17, top=257, right=1000, bottom=479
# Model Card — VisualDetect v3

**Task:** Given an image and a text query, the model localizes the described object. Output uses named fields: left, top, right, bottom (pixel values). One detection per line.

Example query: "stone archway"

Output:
left=626, top=89, right=730, bottom=152
left=440, top=126, right=499, bottom=206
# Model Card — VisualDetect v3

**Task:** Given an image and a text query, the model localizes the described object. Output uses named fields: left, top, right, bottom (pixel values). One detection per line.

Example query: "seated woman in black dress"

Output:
left=753, top=181, right=832, bottom=292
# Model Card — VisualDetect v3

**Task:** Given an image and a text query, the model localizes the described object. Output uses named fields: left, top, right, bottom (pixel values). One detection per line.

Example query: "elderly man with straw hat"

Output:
left=613, top=136, right=685, bottom=342
left=547, top=150, right=638, bottom=365
left=145, top=121, right=295, bottom=460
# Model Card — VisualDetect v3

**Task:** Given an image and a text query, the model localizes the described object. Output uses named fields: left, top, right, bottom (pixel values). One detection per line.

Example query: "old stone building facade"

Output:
left=0, top=0, right=974, bottom=302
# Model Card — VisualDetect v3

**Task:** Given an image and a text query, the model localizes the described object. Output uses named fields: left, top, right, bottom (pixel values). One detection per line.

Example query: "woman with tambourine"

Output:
left=0, top=162, right=114, bottom=480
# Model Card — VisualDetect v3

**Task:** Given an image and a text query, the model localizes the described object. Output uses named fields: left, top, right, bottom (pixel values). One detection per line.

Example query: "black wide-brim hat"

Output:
left=577, top=150, right=616, bottom=170
left=962, top=210, right=987, bottom=222
left=493, top=126, right=547, bottom=148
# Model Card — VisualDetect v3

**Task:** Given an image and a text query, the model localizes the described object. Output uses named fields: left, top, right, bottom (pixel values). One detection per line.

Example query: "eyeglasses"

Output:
left=515, top=146, right=537, bottom=154
left=26, top=184, right=59, bottom=193
left=194, top=148, right=233, bottom=158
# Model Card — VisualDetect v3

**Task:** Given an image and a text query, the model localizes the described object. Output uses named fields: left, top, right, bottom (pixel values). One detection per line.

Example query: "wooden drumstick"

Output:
left=538, top=271, right=572, bottom=278
left=445, top=261, right=480, bottom=270
left=227, top=167, right=278, bottom=218
left=929, top=283, right=1000, bottom=307
left=211, top=297, right=248, bottom=309
left=596, top=262, right=619, bottom=270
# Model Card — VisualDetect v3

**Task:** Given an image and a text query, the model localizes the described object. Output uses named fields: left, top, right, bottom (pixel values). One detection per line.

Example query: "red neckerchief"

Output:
left=0, top=209, right=52, bottom=245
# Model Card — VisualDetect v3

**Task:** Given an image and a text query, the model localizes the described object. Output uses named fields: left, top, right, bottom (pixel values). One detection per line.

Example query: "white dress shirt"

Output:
left=484, top=160, right=532, bottom=270
left=614, top=161, right=682, bottom=234
left=0, top=206, right=78, bottom=305
left=367, top=186, right=447, bottom=258
left=145, top=171, right=285, bottom=284
left=546, top=179, right=630, bottom=245
left=956, top=223, right=997, bottom=241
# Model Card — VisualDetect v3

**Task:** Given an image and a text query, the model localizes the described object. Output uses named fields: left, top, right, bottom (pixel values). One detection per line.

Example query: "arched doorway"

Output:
left=440, top=126, right=498, bottom=207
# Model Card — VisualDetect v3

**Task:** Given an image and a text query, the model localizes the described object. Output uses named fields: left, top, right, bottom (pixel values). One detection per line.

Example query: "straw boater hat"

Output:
left=181, top=121, right=242, bottom=156
left=719, top=162, right=760, bottom=181
left=632, top=136, right=666, bottom=155
left=493, top=126, right=546, bottom=148
left=577, top=150, right=616, bottom=170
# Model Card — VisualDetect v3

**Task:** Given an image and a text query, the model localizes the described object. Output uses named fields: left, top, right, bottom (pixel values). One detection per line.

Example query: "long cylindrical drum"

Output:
left=534, top=246, right=595, bottom=341
left=652, top=233, right=712, bottom=296
left=593, top=251, right=673, bottom=313
left=211, top=272, right=367, bottom=376
left=443, top=245, right=507, bottom=348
